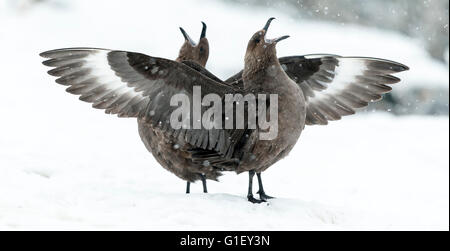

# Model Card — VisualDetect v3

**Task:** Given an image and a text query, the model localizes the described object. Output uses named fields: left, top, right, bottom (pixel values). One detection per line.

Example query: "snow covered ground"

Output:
left=0, top=113, right=448, bottom=230
left=0, top=0, right=448, bottom=230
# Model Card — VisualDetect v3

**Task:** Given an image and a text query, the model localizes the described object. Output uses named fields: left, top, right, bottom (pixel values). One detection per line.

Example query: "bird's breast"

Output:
left=238, top=76, right=306, bottom=173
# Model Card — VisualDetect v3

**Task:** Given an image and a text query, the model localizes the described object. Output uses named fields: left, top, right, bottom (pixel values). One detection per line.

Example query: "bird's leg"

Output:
left=256, top=172, right=274, bottom=200
left=186, top=181, right=190, bottom=194
left=247, top=171, right=264, bottom=203
left=200, top=174, right=208, bottom=193
left=186, top=174, right=208, bottom=194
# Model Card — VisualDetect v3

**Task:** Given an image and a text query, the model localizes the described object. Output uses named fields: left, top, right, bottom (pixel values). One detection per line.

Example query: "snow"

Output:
left=0, top=0, right=448, bottom=230
left=0, top=113, right=448, bottom=230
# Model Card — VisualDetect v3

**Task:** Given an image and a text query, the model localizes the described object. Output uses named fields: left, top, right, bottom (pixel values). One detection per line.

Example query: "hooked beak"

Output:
left=179, top=27, right=196, bottom=46
left=263, top=17, right=276, bottom=33
left=262, top=18, right=290, bottom=44
left=200, top=21, right=207, bottom=39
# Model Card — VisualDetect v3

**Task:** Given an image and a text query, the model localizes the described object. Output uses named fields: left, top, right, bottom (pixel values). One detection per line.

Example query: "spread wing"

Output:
left=225, top=54, right=409, bottom=126
left=280, top=55, right=409, bottom=125
left=181, top=60, right=224, bottom=84
left=40, top=48, right=242, bottom=156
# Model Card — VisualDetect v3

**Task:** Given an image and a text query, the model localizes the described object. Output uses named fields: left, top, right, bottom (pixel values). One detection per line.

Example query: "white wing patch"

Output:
left=302, top=55, right=408, bottom=125
left=41, top=48, right=149, bottom=117
left=313, top=58, right=368, bottom=100
left=85, top=50, right=145, bottom=100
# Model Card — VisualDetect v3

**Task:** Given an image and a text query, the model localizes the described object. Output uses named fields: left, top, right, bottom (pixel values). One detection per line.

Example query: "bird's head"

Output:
left=177, top=22, right=209, bottom=67
left=244, top=18, right=289, bottom=75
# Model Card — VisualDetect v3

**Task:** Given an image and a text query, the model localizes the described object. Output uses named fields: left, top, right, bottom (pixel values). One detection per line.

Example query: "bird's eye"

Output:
left=199, top=47, right=204, bottom=52
left=254, top=38, right=261, bottom=44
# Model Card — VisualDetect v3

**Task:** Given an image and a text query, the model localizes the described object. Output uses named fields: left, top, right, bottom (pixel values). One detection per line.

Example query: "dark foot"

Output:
left=247, top=195, right=265, bottom=204
left=256, top=173, right=274, bottom=201
left=247, top=171, right=267, bottom=203
left=257, top=191, right=275, bottom=201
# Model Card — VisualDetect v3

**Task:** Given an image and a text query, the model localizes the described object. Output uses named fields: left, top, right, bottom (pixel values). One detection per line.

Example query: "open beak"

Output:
left=262, top=18, right=290, bottom=44
left=200, top=21, right=207, bottom=39
left=272, top=35, right=290, bottom=43
left=179, top=27, right=196, bottom=46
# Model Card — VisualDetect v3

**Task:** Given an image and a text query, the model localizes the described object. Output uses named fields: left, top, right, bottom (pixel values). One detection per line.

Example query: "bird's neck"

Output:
left=243, top=54, right=282, bottom=89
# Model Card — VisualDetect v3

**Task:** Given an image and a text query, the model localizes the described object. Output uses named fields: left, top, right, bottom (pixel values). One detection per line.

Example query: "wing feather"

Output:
left=41, top=47, right=242, bottom=157
left=225, top=54, right=408, bottom=126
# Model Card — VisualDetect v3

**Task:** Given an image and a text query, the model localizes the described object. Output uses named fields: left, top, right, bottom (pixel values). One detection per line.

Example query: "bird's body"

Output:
left=137, top=22, right=219, bottom=185
left=137, top=65, right=305, bottom=179
left=138, top=121, right=224, bottom=181
left=236, top=63, right=306, bottom=174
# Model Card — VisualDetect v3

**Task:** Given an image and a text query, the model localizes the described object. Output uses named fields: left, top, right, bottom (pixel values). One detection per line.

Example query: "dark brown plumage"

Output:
left=137, top=22, right=215, bottom=193
left=229, top=18, right=305, bottom=202
left=40, top=18, right=409, bottom=203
